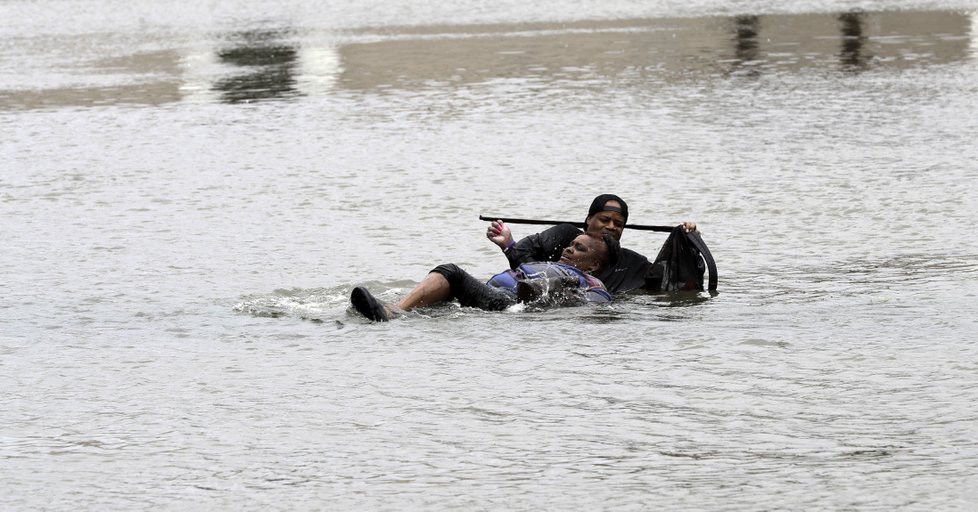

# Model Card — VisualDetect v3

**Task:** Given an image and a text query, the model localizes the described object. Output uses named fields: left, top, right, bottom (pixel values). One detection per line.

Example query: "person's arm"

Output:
left=486, top=220, right=525, bottom=268
left=486, top=219, right=514, bottom=251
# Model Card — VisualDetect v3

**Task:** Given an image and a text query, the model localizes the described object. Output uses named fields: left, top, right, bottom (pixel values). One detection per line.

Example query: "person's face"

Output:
left=585, top=200, right=625, bottom=241
left=559, top=234, right=606, bottom=273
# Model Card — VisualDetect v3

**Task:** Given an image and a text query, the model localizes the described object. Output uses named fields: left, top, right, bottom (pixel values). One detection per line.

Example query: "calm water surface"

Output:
left=2, top=0, right=978, bottom=510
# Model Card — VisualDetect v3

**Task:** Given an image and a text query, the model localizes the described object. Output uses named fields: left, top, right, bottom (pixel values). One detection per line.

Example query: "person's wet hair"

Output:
left=584, top=232, right=620, bottom=271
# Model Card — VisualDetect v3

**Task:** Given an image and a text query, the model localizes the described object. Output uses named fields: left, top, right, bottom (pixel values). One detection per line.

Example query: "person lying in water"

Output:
left=486, top=193, right=700, bottom=293
left=350, top=232, right=620, bottom=322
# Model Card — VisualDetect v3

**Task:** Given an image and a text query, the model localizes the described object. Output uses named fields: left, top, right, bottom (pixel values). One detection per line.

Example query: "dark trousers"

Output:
left=430, top=264, right=516, bottom=311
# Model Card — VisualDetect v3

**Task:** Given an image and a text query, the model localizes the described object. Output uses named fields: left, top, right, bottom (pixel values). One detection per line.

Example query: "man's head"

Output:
left=585, top=194, right=628, bottom=241
left=559, top=232, right=620, bottom=274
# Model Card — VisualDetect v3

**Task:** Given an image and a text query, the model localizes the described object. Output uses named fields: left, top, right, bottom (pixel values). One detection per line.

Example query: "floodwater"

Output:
left=3, top=0, right=978, bottom=509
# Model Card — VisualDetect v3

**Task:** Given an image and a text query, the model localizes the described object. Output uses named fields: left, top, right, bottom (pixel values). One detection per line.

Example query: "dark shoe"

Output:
left=351, top=286, right=390, bottom=321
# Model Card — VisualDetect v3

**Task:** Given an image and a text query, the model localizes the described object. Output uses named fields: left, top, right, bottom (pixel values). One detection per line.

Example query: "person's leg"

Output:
left=431, top=264, right=516, bottom=311
left=352, top=266, right=455, bottom=321
left=396, top=272, right=452, bottom=311
left=352, top=264, right=516, bottom=321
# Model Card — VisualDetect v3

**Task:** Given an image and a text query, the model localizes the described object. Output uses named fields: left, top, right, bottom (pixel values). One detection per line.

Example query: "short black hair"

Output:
left=585, top=232, right=620, bottom=271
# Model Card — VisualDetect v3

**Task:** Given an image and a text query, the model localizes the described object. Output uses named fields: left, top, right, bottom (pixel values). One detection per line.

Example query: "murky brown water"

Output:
left=3, top=2, right=978, bottom=510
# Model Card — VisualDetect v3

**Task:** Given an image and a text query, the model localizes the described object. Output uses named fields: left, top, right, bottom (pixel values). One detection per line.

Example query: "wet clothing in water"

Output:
left=504, top=223, right=712, bottom=293
left=504, top=223, right=651, bottom=294
left=487, top=262, right=612, bottom=303
left=649, top=225, right=712, bottom=291
left=431, top=261, right=611, bottom=311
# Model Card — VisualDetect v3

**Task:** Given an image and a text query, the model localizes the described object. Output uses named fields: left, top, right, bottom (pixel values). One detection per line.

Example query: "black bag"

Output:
left=646, top=226, right=718, bottom=292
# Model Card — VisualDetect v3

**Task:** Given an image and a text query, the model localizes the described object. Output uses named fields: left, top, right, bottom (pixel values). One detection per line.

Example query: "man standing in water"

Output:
left=486, top=194, right=699, bottom=294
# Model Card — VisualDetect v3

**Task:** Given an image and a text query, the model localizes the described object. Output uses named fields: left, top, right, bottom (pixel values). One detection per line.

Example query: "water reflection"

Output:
left=0, top=9, right=973, bottom=110
left=971, top=10, right=978, bottom=59
left=213, top=30, right=300, bottom=103
left=732, top=15, right=762, bottom=77
left=839, top=11, right=869, bottom=71
left=0, top=48, right=184, bottom=110
left=335, top=9, right=974, bottom=89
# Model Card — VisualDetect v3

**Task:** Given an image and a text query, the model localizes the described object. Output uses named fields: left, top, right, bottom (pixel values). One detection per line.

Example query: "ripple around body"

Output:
left=2, top=1, right=978, bottom=510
